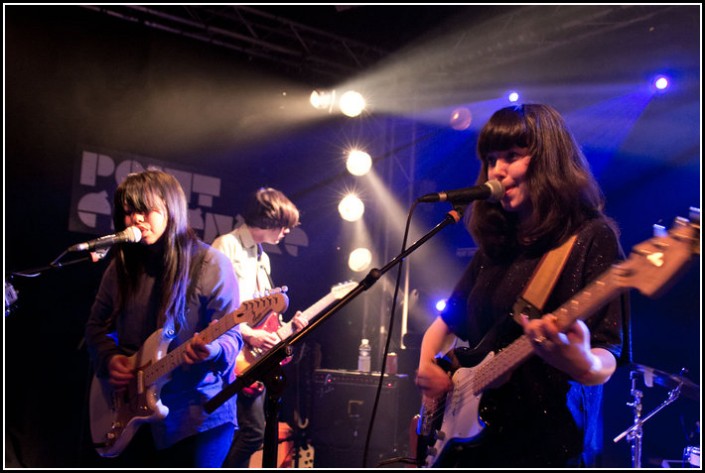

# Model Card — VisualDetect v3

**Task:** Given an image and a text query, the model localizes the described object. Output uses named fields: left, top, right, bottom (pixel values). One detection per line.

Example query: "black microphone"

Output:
left=68, top=226, right=142, bottom=252
left=418, top=179, right=505, bottom=204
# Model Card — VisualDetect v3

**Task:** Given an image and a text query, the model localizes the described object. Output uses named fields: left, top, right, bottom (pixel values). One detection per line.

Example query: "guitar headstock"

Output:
left=235, top=289, right=290, bottom=326
left=616, top=208, right=699, bottom=298
left=331, top=281, right=358, bottom=299
left=254, top=285, right=288, bottom=299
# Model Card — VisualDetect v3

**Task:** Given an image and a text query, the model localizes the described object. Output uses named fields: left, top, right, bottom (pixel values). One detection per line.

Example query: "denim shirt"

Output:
left=85, top=240, right=242, bottom=449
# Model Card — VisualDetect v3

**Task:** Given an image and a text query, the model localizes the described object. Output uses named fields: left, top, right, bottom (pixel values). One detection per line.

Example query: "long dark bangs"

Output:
left=113, top=175, right=164, bottom=229
left=477, top=105, right=531, bottom=161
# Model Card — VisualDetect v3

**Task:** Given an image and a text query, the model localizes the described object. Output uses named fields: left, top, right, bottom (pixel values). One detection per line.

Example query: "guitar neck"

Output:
left=473, top=265, right=626, bottom=393
left=144, top=308, right=243, bottom=386
left=276, top=291, right=340, bottom=341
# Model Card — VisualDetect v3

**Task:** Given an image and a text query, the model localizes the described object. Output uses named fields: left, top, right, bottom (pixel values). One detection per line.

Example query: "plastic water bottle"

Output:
left=357, top=338, right=371, bottom=372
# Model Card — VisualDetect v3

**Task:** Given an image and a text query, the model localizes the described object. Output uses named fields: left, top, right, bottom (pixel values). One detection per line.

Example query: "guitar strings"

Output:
left=421, top=336, right=535, bottom=431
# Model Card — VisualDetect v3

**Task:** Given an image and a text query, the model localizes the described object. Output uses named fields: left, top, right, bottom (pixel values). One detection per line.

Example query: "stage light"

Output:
left=449, top=107, right=472, bottom=130
left=346, top=149, right=372, bottom=176
left=508, top=91, right=520, bottom=102
left=310, top=89, right=336, bottom=111
left=338, top=194, right=365, bottom=221
left=435, top=299, right=447, bottom=312
left=348, top=247, right=372, bottom=272
left=339, top=90, right=366, bottom=117
left=651, top=75, right=670, bottom=92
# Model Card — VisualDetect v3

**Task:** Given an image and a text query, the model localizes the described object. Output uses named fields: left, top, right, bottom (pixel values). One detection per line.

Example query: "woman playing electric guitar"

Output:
left=85, top=170, right=243, bottom=468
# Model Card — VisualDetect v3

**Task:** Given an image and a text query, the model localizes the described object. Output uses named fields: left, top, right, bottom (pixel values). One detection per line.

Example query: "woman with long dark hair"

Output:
left=415, top=104, right=630, bottom=467
left=85, top=169, right=242, bottom=467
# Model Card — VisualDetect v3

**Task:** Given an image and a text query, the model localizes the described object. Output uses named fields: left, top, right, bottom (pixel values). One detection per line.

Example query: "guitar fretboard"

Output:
left=144, top=296, right=284, bottom=386
left=472, top=266, right=625, bottom=394
left=272, top=282, right=355, bottom=344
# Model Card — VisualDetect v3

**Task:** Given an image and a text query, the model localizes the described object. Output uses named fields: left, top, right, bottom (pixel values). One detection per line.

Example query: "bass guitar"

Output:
left=235, top=281, right=357, bottom=378
left=416, top=211, right=700, bottom=468
left=89, top=291, right=289, bottom=458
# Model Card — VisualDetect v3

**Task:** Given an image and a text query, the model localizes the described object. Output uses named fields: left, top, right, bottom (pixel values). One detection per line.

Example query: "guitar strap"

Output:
left=258, top=244, right=276, bottom=290
left=256, top=244, right=282, bottom=327
left=512, top=234, right=577, bottom=323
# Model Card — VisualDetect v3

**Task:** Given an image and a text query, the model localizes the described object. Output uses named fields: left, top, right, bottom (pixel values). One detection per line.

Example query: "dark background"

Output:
left=5, top=5, right=700, bottom=468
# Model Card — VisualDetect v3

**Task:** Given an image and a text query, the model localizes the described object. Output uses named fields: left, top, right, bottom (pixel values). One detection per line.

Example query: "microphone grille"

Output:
left=485, top=179, right=505, bottom=202
left=124, top=226, right=142, bottom=243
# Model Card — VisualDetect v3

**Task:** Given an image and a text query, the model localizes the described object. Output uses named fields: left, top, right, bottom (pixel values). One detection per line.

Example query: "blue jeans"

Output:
left=222, top=390, right=266, bottom=467
left=107, top=422, right=235, bottom=468
left=158, top=422, right=235, bottom=468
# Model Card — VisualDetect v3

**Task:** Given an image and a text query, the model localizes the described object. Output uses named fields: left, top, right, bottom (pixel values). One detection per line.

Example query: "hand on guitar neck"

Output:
left=107, top=320, right=225, bottom=390
left=239, top=310, right=306, bottom=362
left=235, top=281, right=358, bottom=394
left=236, top=310, right=306, bottom=396
left=242, top=310, right=306, bottom=348
left=90, top=291, right=289, bottom=458
left=412, top=211, right=700, bottom=468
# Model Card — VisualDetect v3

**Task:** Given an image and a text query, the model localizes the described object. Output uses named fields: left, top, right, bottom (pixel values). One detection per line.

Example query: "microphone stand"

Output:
left=7, top=249, right=104, bottom=317
left=205, top=207, right=465, bottom=468
left=11, top=245, right=108, bottom=278
left=13, top=255, right=97, bottom=276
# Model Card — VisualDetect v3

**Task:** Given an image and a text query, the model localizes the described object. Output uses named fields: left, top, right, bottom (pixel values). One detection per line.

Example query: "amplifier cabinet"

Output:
left=310, top=369, right=413, bottom=468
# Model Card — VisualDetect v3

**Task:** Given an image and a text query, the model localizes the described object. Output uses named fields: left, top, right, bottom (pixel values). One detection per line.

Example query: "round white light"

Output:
left=435, top=299, right=447, bottom=312
left=310, top=90, right=334, bottom=110
left=654, top=76, right=669, bottom=90
left=339, top=90, right=366, bottom=117
left=348, top=247, right=372, bottom=272
left=338, top=194, right=365, bottom=222
left=346, top=150, right=372, bottom=176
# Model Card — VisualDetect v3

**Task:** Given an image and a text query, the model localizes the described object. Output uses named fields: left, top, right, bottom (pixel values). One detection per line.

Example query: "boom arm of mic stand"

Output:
left=204, top=207, right=462, bottom=468
left=205, top=208, right=464, bottom=414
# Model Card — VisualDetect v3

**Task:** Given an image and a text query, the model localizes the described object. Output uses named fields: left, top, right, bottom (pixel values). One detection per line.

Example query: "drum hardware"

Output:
left=613, top=365, right=699, bottom=468
left=683, top=446, right=700, bottom=468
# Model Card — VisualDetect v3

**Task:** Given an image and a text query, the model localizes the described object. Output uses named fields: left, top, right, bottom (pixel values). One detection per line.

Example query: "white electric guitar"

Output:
left=89, top=291, right=289, bottom=458
left=416, top=211, right=700, bottom=467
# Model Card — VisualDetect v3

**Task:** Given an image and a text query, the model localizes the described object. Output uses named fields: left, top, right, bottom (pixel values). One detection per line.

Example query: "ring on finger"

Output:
left=533, top=335, right=547, bottom=344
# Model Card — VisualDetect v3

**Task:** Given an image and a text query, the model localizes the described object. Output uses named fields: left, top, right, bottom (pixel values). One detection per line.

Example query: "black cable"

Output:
left=362, top=200, right=419, bottom=467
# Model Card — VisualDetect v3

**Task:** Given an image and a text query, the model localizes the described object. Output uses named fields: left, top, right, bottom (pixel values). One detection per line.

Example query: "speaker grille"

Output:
left=310, top=369, right=411, bottom=467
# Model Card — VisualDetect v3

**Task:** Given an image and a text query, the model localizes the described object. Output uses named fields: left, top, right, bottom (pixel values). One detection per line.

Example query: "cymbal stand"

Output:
left=625, top=370, right=644, bottom=467
left=614, top=370, right=684, bottom=468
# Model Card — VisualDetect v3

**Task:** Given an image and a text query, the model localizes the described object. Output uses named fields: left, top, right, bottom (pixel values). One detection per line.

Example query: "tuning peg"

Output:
left=652, top=224, right=668, bottom=238
left=688, top=207, right=700, bottom=224
left=266, top=286, right=289, bottom=295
